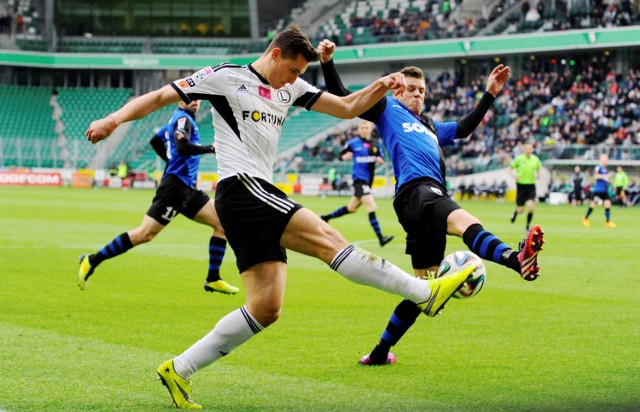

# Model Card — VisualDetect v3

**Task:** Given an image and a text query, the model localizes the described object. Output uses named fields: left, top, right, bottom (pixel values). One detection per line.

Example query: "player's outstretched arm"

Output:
left=454, top=65, right=511, bottom=139
left=311, top=72, right=405, bottom=119
left=86, top=85, right=181, bottom=144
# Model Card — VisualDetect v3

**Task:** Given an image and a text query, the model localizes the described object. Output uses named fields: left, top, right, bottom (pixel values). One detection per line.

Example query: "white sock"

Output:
left=173, top=306, right=264, bottom=379
left=329, top=245, right=431, bottom=304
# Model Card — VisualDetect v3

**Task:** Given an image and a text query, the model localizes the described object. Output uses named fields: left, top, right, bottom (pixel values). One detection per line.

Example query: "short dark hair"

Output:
left=401, top=66, right=424, bottom=80
left=267, top=24, right=319, bottom=63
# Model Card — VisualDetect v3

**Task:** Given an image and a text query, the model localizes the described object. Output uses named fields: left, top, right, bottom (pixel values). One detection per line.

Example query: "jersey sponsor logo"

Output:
left=237, top=84, right=249, bottom=91
left=258, top=86, right=272, bottom=100
left=242, top=110, right=285, bottom=125
left=277, top=90, right=291, bottom=103
left=355, top=155, right=377, bottom=163
left=186, top=78, right=196, bottom=87
left=193, top=67, right=214, bottom=83
left=402, top=122, right=438, bottom=143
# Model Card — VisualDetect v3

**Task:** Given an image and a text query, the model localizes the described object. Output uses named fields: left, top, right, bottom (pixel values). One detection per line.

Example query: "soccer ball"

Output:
left=436, top=251, right=486, bottom=299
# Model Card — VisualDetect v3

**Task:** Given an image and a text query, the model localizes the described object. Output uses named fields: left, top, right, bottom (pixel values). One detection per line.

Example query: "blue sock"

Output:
left=369, top=300, right=421, bottom=364
left=462, top=223, right=518, bottom=273
left=326, top=206, right=349, bottom=220
left=90, top=232, right=133, bottom=267
left=605, top=208, right=611, bottom=222
left=368, top=211, right=383, bottom=239
left=207, top=237, right=227, bottom=282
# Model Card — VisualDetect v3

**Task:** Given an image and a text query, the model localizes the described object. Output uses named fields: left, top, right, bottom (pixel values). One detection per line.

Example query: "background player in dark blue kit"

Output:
left=321, top=119, right=394, bottom=247
left=319, top=40, right=545, bottom=365
left=78, top=100, right=239, bottom=295
left=582, top=153, right=617, bottom=228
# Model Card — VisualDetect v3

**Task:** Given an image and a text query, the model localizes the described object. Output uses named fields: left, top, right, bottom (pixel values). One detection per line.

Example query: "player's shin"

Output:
left=329, top=245, right=431, bottom=303
left=173, top=306, right=264, bottom=379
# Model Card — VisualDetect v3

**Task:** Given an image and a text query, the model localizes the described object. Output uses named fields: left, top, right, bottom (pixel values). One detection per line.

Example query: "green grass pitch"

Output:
left=1, top=186, right=638, bottom=411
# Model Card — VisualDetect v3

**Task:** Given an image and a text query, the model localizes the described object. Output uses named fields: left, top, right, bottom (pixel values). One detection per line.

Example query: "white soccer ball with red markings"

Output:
left=437, top=251, right=486, bottom=299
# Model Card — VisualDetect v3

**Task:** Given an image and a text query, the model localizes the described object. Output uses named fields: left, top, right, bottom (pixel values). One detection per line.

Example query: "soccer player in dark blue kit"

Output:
left=78, top=100, right=239, bottom=295
left=582, top=153, right=617, bottom=228
left=321, top=119, right=394, bottom=247
left=319, top=40, right=545, bottom=365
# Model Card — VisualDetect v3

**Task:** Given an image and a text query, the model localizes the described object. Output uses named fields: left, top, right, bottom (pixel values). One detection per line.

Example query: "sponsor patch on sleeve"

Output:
left=189, top=67, right=214, bottom=85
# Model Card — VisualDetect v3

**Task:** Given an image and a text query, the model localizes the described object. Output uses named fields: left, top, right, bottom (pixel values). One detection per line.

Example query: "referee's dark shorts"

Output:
left=516, top=183, right=536, bottom=206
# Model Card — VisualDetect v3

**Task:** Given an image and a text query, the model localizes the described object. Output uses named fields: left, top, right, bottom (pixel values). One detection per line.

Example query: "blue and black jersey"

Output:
left=341, top=136, right=384, bottom=185
left=163, top=108, right=202, bottom=188
left=321, top=59, right=495, bottom=195
left=593, top=165, right=608, bottom=193
left=375, top=97, right=456, bottom=191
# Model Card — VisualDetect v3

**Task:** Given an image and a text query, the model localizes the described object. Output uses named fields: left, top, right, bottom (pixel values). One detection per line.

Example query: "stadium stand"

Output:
left=295, top=62, right=640, bottom=177
left=56, top=87, right=131, bottom=169
left=5, top=0, right=640, bottom=54
left=0, top=85, right=60, bottom=168
left=314, top=0, right=640, bottom=44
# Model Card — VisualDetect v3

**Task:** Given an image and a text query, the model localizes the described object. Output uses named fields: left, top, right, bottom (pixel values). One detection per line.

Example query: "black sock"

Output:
left=585, top=207, right=593, bottom=219
left=526, top=212, right=533, bottom=230
left=206, top=237, right=227, bottom=282
left=89, top=232, right=133, bottom=267
left=326, top=206, right=349, bottom=221
left=369, top=212, right=383, bottom=239
left=462, top=223, right=518, bottom=274
left=369, top=300, right=422, bottom=364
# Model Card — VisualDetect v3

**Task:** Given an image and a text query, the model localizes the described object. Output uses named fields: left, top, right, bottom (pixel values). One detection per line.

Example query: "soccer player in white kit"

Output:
left=85, top=25, right=476, bottom=409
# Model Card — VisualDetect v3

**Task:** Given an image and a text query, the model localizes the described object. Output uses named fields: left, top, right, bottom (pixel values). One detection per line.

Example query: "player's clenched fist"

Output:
left=86, top=116, right=118, bottom=144
left=382, top=72, right=406, bottom=95
left=317, top=39, right=335, bottom=64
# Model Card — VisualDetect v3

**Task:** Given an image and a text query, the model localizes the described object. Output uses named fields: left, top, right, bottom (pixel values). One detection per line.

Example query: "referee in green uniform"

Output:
left=509, top=143, right=541, bottom=231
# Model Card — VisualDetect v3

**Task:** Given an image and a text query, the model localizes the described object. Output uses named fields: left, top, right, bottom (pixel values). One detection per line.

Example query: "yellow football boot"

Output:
left=156, top=359, right=202, bottom=409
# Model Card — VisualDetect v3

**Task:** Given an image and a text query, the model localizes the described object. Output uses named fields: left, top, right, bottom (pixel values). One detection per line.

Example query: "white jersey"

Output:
left=171, top=63, right=323, bottom=182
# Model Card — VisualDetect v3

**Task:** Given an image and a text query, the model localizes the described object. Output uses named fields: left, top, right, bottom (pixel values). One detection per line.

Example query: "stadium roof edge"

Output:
left=2, top=26, right=639, bottom=69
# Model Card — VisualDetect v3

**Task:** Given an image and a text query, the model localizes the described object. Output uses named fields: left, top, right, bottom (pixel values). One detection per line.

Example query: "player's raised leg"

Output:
left=361, top=207, right=545, bottom=365
left=281, top=208, right=472, bottom=316
left=449, top=209, right=544, bottom=281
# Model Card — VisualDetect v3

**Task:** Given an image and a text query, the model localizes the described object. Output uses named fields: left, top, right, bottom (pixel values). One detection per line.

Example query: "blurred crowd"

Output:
left=316, top=0, right=638, bottom=47
left=294, top=60, right=640, bottom=179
